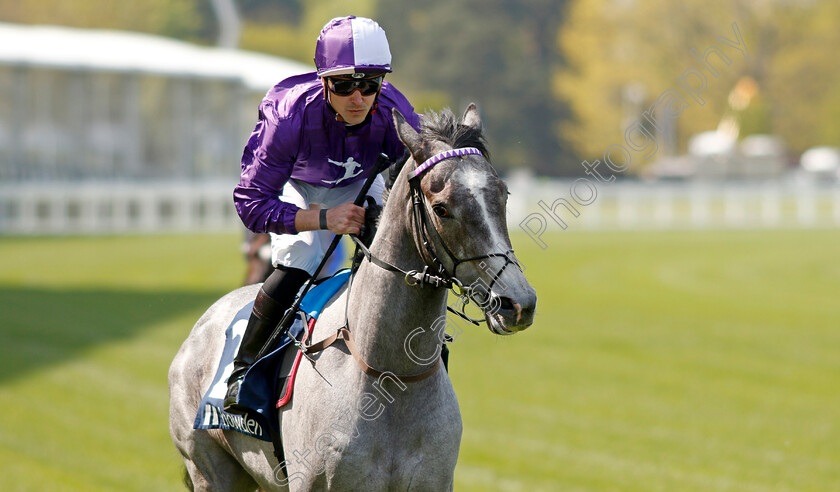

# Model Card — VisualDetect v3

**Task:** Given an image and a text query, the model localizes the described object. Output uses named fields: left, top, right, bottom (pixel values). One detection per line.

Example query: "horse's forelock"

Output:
left=383, top=107, right=491, bottom=209
left=420, top=108, right=490, bottom=162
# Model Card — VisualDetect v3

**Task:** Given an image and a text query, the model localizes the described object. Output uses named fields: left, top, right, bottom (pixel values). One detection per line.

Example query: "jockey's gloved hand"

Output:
left=358, top=196, right=382, bottom=248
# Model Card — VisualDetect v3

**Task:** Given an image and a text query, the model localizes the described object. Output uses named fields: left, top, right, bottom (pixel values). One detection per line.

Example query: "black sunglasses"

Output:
left=326, top=75, right=384, bottom=96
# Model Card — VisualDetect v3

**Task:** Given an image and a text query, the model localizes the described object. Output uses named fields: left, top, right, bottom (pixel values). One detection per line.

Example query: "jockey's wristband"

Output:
left=319, top=208, right=328, bottom=230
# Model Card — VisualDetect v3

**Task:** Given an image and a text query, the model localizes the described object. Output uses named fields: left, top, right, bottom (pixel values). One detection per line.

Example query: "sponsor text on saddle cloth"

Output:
left=194, top=270, right=352, bottom=441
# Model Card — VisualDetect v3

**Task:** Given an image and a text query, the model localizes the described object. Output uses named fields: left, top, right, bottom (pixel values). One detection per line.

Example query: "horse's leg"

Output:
left=223, top=430, right=290, bottom=491
left=171, top=408, right=260, bottom=492
left=181, top=456, right=258, bottom=492
left=174, top=428, right=260, bottom=491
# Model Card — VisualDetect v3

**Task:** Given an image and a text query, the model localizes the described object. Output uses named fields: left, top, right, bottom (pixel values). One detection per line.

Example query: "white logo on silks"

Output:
left=322, top=157, right=363, bottom=185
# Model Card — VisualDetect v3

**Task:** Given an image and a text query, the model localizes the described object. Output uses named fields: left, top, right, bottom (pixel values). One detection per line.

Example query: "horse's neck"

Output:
left=346, top=195, right=448, bottom=376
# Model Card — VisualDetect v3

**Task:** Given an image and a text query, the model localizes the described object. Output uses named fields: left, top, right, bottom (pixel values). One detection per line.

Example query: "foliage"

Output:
left=2, top=0, right=839, bottom=175
left=379, top=0, right=576, bottom=175
left=555, top=0, right=840, bottom=169
left=238, top=0, right=379, bottom=63
left=763, top=0, right=840, bottom=152
left=0, top=0, right=212, bottom=42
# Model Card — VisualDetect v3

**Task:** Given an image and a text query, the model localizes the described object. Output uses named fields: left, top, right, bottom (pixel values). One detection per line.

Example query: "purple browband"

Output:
left=407, top=147, right=483, bottom=180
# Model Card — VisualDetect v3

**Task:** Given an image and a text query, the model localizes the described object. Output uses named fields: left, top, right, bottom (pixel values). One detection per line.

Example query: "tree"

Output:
left=238, top=0, right=379, bottom=64
left=0, top=0, right=211, bottom=42
left=2, top=0, right=584, bottom=175
left=379, top=0, right=577, bottom=175
left=555, top=0, right=840, bottom=170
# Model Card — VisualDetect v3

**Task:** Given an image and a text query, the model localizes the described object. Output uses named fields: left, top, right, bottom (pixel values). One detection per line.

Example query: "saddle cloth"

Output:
left=193, top=269, right=351, bottom=441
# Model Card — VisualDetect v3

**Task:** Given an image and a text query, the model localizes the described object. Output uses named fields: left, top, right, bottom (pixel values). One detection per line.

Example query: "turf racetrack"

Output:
left=1, top=230, right=838, bottom=491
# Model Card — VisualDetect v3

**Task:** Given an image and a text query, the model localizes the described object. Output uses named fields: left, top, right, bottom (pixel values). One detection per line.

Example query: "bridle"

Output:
left=302, top=146, right=523, bottom=383
left=354, top=146, right=523, bottom=324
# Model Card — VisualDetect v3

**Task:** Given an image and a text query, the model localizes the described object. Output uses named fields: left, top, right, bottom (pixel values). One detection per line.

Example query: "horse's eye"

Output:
left=432, top=204, right=450, bottom=218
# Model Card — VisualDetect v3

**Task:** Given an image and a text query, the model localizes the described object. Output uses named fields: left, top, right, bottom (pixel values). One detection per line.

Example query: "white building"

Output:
left=0, top=23, right=309, bottom=234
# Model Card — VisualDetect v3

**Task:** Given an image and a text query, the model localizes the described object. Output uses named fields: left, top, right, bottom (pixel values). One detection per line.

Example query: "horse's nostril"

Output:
left=495, top=296, right=523, bottom=323
left=498, top=296, right=516, bottom=313
left=493, top=294, right=536, bottom=327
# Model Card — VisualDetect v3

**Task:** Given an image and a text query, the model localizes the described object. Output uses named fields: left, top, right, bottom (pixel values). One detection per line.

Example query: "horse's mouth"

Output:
left=486, top=311, right=518, bottom=336
left=485, top=294, right=533, bottom=335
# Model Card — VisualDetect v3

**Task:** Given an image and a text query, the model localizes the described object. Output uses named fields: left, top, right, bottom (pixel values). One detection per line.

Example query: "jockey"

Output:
left=227, top=16, right=422, bottom=413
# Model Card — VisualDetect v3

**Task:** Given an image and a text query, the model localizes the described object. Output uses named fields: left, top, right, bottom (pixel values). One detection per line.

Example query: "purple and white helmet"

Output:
left=314, top=16, right=392, bottom=77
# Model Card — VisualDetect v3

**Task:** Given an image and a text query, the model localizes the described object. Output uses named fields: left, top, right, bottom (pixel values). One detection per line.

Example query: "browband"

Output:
left=407, top=147, right=483, bottom=180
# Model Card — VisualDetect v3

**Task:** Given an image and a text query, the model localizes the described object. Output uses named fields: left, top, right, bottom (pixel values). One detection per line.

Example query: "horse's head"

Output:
left=392, top=104, right=537, bottom=334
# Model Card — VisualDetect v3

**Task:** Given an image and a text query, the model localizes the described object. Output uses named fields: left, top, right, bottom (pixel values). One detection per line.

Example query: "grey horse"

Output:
left=169, top=104, right=537, bottom=491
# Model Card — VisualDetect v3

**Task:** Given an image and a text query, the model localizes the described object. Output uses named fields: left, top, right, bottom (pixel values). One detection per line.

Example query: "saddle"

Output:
left=193, top=270, right=351, bottom=441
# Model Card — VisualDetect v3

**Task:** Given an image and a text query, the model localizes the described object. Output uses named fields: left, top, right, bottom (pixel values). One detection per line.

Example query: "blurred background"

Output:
left=1, top=0, right=839, bottom=234
left=0, top=1, right=838, bottom=491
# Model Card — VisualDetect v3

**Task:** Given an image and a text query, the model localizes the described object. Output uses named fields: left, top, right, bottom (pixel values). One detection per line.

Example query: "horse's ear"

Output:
left=393, top=109, right=425, bottom=162
left=461, top=103, right=482, bottom=131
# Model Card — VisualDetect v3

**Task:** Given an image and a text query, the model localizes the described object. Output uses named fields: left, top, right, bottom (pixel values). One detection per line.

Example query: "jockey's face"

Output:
left=324, top=80, right=377, bottom=125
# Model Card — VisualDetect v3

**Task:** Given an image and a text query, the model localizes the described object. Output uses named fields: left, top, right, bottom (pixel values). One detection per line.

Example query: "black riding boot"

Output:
left=224, top=266, right=310, bottom=414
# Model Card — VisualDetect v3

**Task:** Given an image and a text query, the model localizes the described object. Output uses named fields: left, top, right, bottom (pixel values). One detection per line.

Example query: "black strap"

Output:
left=319, top=208, right=328, bottom=230
left=350, top=235, right=452, bottom=288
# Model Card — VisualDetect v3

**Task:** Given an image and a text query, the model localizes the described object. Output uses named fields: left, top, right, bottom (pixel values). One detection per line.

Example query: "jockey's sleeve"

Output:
left=234, top=104, right=301, bottom=235
left=379, top=87, right=423, bottom=160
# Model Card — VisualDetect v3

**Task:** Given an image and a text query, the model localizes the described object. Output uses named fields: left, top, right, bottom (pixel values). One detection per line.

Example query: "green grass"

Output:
left=1, top=230, right=839, bottom=491
left=0, top=234, right=244, bottom=492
